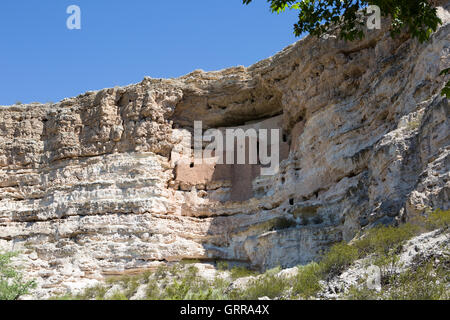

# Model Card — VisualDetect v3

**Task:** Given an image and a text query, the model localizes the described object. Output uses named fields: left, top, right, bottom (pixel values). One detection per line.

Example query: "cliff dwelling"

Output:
left=172, top=115, right=291, bottom=202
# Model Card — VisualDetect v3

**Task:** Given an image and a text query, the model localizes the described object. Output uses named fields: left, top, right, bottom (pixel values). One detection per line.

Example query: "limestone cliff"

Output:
left=0, top=5, right=449, bottom=298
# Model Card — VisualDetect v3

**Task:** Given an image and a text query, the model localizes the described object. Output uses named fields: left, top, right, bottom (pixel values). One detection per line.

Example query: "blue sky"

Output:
left=0, top=1, right=302, bottom=105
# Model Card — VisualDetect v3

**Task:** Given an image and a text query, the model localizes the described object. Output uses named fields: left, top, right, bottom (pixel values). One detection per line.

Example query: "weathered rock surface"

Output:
left=0, top=4, right=449, bottom=299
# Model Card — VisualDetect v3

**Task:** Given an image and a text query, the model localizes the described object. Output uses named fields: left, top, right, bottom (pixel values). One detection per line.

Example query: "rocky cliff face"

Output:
left=1, top=5, right=449, bottom=298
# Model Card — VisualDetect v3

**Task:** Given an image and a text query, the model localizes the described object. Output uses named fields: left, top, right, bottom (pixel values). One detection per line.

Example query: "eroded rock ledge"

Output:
left=0, top=5, right=449, bottom=298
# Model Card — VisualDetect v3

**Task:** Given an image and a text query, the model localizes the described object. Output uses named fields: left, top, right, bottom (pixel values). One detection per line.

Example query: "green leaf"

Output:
left=440, top=68, right=450, bottom=76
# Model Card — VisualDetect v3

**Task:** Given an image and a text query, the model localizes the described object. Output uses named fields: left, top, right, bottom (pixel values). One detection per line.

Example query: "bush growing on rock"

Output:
left=0, top=252, right=36, bottom=300
left=319, top=242, right=359, bottom=278
left=387, top=261, right=449, bottom=300
left=354, top=223, right=419, bottom=257
left=345, top=259, right=449, bottom=300
left=292, top=262, right=323, bottom=299
left=229, top=266, right=258, bottom=280
left=231, top=267, right=290, bottom=300
left=425, top=209, right=450, bottom=230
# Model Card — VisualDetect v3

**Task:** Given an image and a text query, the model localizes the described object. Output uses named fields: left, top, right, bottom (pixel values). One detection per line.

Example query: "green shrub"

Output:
left=109, top=291, right=128, bottom=300
left=292, top=262, right=323, bottom=299
left=75, top=284, right=108, bottom=300
left=215, top=261, right=258, bottom=280
left=232, top=267, right=289, bottom=300
left=144, top=281, right=160, bottom=300
left=207, top=277, right=231, bottom=300
left=345, top=263, right=449, bottom=300
left=0, top=252, right=36, bottom=300
left=216, top=261, right=229, bottom=271
left=426, top=209, right=450, bottom=231
left=320, top=242, right=359, bottom=277
left=123, top=278, right=140, bottom=299
left=230, top=266, right=258, bottom=280
left=157, top=266, right=199, bottom=300
left=153, top=264, right=171, bottom=280
left=354, top=223, right=419, bottom=257
left=344, top=257, right=449, bottom=300
left=374, top=253, right=402, bottom=285
left=386, top=262, right=449, bottom=300
left=148, top=265, right=227, bottom=300
left=345, top=285, right=380, bottom=300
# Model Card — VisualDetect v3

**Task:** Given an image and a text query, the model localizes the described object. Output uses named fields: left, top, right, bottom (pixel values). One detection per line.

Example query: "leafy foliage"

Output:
left=0, top=252, right=36, bottom=300
left=426, top=208, right=450, bottom=230
left=230, top=266, right=258, bottom=280
left=440, top=68, right=450, bottom=98
left=243, top=1, right=447, bottom=97
left=215, top=261, right=258, bottom=279
left=354, top=223, right=419, bottom=257
left=386, top=261, right=449, bottom=300
left=292, top=262, right=323, bottom=298
left=345, top=259, right=449, bottom=300
left=319, top=242, right=359, bottom=277
left=243, top=0, right=442, bottom=42
left=231, top=267, right=290, bottom=300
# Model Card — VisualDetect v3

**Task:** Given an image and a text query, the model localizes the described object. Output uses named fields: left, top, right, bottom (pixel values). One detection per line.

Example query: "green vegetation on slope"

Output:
left=0, top=252, right=36, bottom=300
left=51, top=209, right=449, bottom=301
